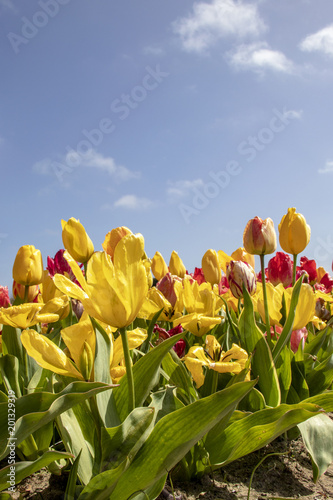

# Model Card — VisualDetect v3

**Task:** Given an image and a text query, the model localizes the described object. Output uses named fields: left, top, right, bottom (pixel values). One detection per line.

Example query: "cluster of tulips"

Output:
left=0, top=208, right=332, bottom=499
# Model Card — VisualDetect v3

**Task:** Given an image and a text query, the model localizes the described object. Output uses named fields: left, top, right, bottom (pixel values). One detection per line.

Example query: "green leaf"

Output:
left=0, top=450, right=72, bottom=492
left=56, top=402, right=97, bottom=485
left=301, top=391, right=333, bottom=412
left=64, top=450, right=82, bottom=500
left=239, top=287, right=281, bottom=407
left=275, top=346, right=292, bottom=403
left=78, top=459, right=129, bottom=500
left=298, top=413, right=333, bottom=482
left=113, top=333, right=183, bottom=421
left=0, top=381, right=114, bottom=459
left=108, top=380, right=256, bottom=499
left=140, top=308, right=163, bottom=354
left=100, top=407, right=154, bottom=471
left=306, top=353, right=333, bottom=396
left=205, top=402, right=323, bottom=469
left=272, top=275, right=303, bottom=364
left=162, top=350, right=198, bottom=405
left=148, top=386, right=184, bottom=426
left=0, top=355, right=22, bottom=398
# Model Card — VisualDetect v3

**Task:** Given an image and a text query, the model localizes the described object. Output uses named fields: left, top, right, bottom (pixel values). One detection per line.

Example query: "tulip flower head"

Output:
left=267, top=252, right=293, bottom=288
left=61, top=217, right=94, bottom=263
left=226, top=260, right=257, bottom=299
left=278, top=207, right=311, bottom=256
left=12, top=280, right=39, bottom=302
left=12, top=245, right=44, bottom=286
left=169, top=251, right=186, bottom=278
left=151, top=251, right=169, bottom=281
left=243, top=216, right=277, bottom=255
left=202, top=249, right=221, bottom=286
left=0, top=286, right=11, bottom=308
left=102, top=226, right=132, bottom=261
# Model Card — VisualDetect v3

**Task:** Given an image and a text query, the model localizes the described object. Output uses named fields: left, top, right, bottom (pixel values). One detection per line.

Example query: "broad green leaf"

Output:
left=239, top=288, right=280, bottom=407
left=298, top=413, right=333, bottom=482
left=131, top=473, right=168, bottom=500
left=100, top=407, right=154, bottom=472
left=302, top=392, right=333, bottom=412
left=272, top=276, right=303, bottom=363
left=307, top=353, right=333, bottom=396
left=78, top=459, right=129, bottom=500
left=113, top=333, right=183, bottom=421
left=205, top=402, right=323, bottom=468
left=162, top=350, right=198, bottom=404
left=148, top=386, right=184, bottom=426
left=0, top=381, right=114, bottom=459
left=56, top=402, right=97, bottom=485
left=287, top=357, right=309, bottom=404
left=0, top=450, right=72, bottom=492
left=305, top=325, right=331, bottom=357
left=275, top=346, right=292, bottom=403
left=108, top=379, right=256, bottom=499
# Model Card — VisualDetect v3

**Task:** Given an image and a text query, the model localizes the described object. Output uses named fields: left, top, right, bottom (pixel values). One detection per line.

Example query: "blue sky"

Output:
left=1, top=0, right=333, bottom=291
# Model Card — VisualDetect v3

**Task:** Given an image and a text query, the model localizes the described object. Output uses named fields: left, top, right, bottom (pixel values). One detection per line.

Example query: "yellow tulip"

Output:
left=173, top=312, right=221, bottom=337
left=151, top=251, right=168, bottom=281
left=61, top=217, right=94, bottom=263
left=182, top=278, right=223, bottom=317
left=102, top=226, right=132, bottom=261
left=169, top=251, right=186, bottom=278
left=284, top=283, right=316, bottom=330
left=278, top=207, right=311, bottom=255
left=12, top=280, right=39, bottom=302
left=202, top=249, right=221, bottom=286
left=243, top=217, right=277, bottom=255
left=256, top=282, right=284, bottom=326
left=21, top=329, right=84, bottom=379
left=54, top=234, right=148, bottom=329
left=231, top=247, right=255, bottom=270
left=12, top=245, right=43, bottom=286
left=0, top=303, right=59, bottom=329
left=182, top=335, right=249, bottom=388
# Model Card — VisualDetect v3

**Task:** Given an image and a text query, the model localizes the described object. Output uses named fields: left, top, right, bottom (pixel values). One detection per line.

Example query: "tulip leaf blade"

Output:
left=306, top=353, right=333, bottom=396
left=0, top=450, right=73, bottom=492
left=113, top=333, right=183, bottom=421
left=298, top=412, right=333, bottom=482
left=205, top=402, right=324, bottom=469
left=108, top=380, right=256, bottom=499
left=0, top=381, right=114, bottom=460
left=272, top=275, right=303, bottom=364
left=239, top=287, right=281, bottom=407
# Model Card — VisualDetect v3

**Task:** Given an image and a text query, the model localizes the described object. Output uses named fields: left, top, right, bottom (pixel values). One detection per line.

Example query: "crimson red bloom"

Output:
left=153, top=323, right=185, bottom=357
left=190, top=267, right=206, bottom=285
left=267, top=252, right=293, bottom=288
left=0, top=286, right=11, bottom=308
left=47, top=249, right=84, bottom=286
left=298, top=257, right=317, bottom=283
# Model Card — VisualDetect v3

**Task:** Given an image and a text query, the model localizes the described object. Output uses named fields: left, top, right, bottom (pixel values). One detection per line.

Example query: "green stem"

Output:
left=292, top=254, right=297, bottom=286
left=260, top=254, right=272, bottom=351
left=23, top=285, right=29, bottom=303
left=120, top=326, right=135, bottom=413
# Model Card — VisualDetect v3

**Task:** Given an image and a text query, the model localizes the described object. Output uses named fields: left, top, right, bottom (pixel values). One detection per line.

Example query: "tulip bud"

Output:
left=278, top=207, right=311, bottom=255
left=102, top=226, right=132, bottom=261
left=169, top=251, right=186, bottom=278
left=151, top=251, right=168, bottom=281
left=226, top=261, right=257, bottom=299
left=202, top=249, right=221, bottom=285
left=12, top=280, right=39, bottom=302
left=267, top=252, right=293, bottom=288
left=12, top=245, right=44, bottom=286
left=79, top=340, right=94, bottom=381
left=0, top=286, right=11, bottom=308
left=243, top=217, right=277, bottom=255
left=156, top=272, right=181, bottom=307
left=61, top=218, right=94, bottom=263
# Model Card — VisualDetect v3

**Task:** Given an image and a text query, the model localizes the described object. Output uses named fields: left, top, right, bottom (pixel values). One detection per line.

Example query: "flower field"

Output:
left=0, top=208, right=332, bottom=499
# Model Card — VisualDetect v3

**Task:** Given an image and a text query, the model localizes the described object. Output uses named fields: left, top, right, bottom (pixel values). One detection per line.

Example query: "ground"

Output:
left=3, top=437, right=333, bottom=500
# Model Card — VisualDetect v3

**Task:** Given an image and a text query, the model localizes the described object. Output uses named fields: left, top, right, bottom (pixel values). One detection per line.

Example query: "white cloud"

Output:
left=227, top=42, right=294, bottom=74
left=172, top=0, right=266, bottom=54
left=0, top=0, right=17, bottom=13
left=167, top=179, right=205, bottom=201
left=32, top=149, right=140, bottom=182
left=113, top=194, right=154, bottom=210
left=300, top=24, right=333, bottom=57
left=318, top=160, right=333, bottom=174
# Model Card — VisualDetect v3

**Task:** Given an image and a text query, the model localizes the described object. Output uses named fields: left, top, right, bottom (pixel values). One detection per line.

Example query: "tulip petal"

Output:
left=21, top=329, right=84, bottom=379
